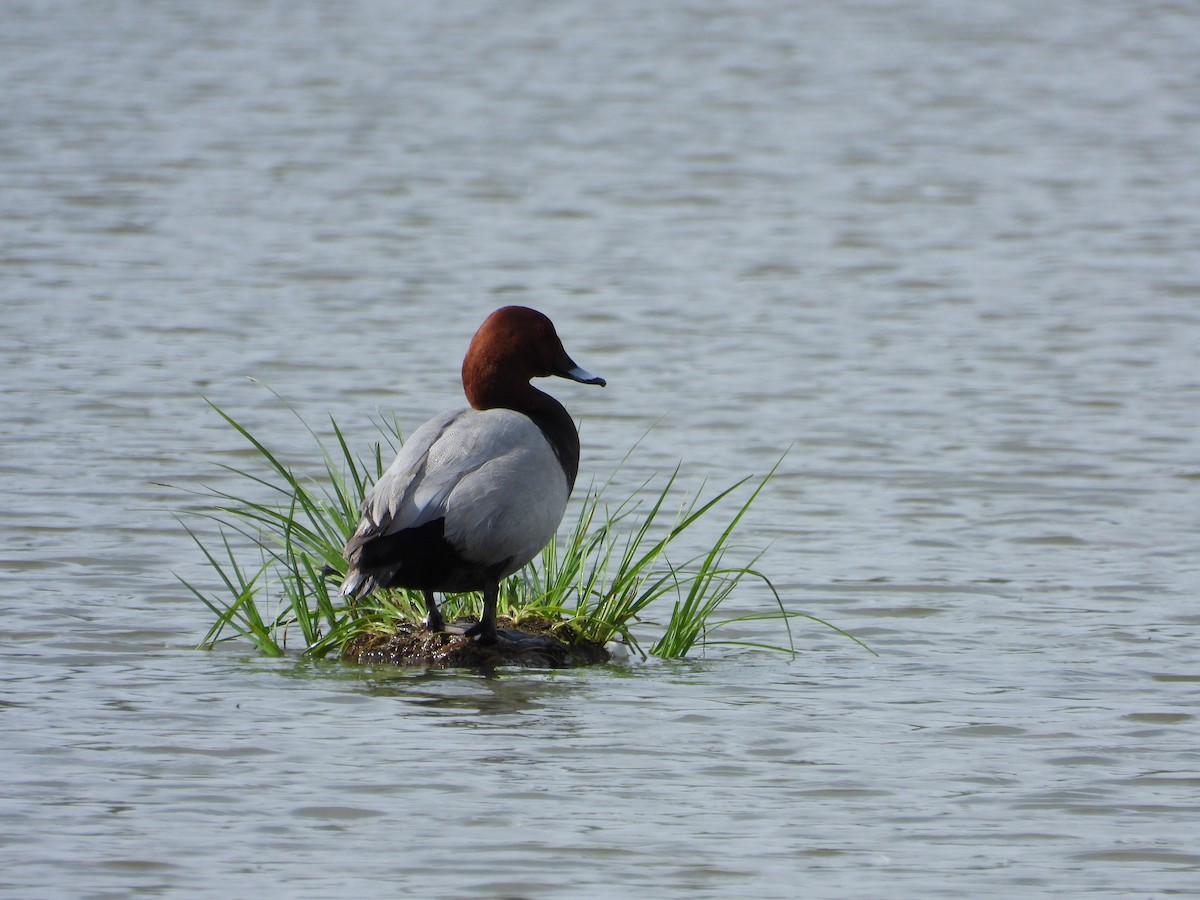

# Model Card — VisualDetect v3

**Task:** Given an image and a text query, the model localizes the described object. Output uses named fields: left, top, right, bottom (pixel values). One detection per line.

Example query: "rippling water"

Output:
left=4, top=0, right=1200, bottom=895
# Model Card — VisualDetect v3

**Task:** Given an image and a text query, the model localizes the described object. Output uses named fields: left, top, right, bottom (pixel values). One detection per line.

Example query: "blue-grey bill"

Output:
left=564, top=365, right=606, bottom=387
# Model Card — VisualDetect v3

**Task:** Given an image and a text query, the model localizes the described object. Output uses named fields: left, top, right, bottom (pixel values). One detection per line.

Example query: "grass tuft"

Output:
left=177, top=396, right=868, bottom=663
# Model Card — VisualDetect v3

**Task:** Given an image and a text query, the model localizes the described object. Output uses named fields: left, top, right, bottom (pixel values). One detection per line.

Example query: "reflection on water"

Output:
left=3, top=0, right=1200, bottom=895
left=362, top=667, right=596, bottom=723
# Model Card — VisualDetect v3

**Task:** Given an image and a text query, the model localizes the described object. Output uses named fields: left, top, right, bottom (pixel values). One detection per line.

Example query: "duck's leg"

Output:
left=422, top=591, right=444, bottom=633
left=464, top=581, right=499, bottom=645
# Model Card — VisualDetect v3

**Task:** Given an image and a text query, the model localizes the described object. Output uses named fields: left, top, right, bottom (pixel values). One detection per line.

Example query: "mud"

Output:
left=342, top=617, right=611, bottom=669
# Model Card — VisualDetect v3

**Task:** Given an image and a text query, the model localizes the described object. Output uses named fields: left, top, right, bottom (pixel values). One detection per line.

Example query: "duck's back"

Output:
left=343, top=407, right=572, bottom=594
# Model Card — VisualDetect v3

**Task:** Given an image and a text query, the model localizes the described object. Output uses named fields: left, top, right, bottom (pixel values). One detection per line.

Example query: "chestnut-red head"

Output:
left=462, top=306, right=605, bottom=410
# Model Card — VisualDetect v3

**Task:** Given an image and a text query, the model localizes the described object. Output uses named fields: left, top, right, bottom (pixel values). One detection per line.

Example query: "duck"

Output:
left=339, top=306, right=606, bottom=645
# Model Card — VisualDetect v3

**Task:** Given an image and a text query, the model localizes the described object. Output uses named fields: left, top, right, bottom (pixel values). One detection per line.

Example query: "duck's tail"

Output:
left=339, top=570, right=369, bottom=598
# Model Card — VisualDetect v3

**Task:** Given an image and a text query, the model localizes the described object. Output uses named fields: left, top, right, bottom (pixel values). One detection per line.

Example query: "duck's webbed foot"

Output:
left=464, top=582, right=500, bottom=645
left=463, top=619, right=498, bottom=646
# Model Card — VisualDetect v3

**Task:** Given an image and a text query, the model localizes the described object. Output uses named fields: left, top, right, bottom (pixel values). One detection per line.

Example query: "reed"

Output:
left=179, top=396, right=867, bottom=662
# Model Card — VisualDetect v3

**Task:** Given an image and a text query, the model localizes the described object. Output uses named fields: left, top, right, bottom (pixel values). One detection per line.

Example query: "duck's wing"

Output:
left=353, top=408, right=471, bottom=539
left=339, top=409, right=470, bottom=598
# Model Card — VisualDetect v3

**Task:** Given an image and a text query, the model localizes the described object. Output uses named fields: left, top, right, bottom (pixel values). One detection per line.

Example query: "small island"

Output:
left=343, top=617, right=611, bottom=669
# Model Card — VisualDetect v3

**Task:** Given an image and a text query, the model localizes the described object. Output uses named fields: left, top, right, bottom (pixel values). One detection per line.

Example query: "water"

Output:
left=3, top=0, right=1200, bottom=895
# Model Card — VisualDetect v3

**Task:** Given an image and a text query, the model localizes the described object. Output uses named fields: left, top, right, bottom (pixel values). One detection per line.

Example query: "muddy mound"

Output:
left=342, top=617, right=611, bottom=669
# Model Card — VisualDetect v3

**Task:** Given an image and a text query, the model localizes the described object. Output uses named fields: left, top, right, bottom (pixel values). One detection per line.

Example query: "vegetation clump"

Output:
left=178, top=395, right=862, bottom=669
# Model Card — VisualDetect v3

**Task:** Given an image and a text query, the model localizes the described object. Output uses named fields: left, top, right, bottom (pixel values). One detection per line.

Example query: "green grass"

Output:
left=177, top=395, right=869, bottom=662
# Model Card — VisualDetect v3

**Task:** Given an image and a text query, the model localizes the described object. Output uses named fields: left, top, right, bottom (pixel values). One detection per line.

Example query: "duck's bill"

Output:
left=560, top=364, right=606, bottom=387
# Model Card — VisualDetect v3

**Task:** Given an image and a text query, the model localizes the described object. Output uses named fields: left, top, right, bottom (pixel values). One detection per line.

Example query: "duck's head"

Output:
left=463, top=306, right=605, bottom=410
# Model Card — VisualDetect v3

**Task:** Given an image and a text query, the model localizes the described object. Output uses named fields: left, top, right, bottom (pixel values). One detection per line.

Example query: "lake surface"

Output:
left=3, top=0, right=1200, bottom=895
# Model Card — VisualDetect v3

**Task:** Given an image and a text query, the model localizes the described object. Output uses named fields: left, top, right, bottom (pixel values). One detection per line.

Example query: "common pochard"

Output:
left=340, top=306, right=605, bottom=645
